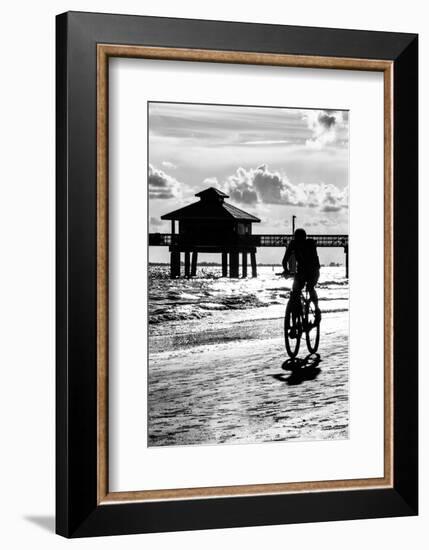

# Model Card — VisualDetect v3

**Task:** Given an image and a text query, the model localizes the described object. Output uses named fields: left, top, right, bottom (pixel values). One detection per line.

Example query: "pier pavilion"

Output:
left=160, top=187, right=261, bottom=278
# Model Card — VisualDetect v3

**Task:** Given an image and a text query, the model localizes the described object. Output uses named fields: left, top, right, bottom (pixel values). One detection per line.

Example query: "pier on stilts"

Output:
left=149, top=187, right=349, bottom=278
left=157, top=187, right=260, bottom=279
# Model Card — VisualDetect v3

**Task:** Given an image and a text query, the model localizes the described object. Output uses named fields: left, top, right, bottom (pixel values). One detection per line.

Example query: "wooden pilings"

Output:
left=222, top=252, right=228, bottom=277
left=169, top=248, right=257, bottom=279
left=169, top=250, right=195, bottom=278
left=251, top=252, right=257, bottom=277
left=242, top=252, right=247, bottom=278
left=170, top=250, right=180, bottom=278
left=184, top=251, right=191, bottom=277
left=230, top=251, right=239, bottom=278
left=191, top=251, right=198, bottom=276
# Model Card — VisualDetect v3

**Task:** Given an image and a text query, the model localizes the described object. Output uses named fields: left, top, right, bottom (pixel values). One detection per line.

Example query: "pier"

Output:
left=149, top=232, right=349, bottom=278
left=151, top=187, right=349, bottom=278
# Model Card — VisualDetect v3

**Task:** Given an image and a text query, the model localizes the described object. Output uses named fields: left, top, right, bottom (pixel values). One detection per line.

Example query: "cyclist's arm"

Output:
left=282, top=241, right=294, bottom=271
left=307, top=238, right=321, bottom=269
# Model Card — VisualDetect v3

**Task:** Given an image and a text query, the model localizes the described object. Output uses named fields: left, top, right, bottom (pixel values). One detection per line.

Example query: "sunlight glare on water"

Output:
left=149, top=266, right=348, bottom=333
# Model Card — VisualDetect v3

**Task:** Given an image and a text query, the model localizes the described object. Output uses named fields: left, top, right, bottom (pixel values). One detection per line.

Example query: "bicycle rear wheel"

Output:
left=284, top=298, right=302, bottom=358
left=305, top=299, right=320, bottom=353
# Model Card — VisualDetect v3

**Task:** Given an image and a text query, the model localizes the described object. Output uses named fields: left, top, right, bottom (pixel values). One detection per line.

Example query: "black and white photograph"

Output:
left=147, top=102, right=350, bottom=447
left=0, top=0, right=422, bottom=545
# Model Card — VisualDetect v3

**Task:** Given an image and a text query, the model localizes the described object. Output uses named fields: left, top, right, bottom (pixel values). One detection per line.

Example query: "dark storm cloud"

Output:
left=303, top=109, right=349, bottom=148
left=318, top=112, right=337, bottom=129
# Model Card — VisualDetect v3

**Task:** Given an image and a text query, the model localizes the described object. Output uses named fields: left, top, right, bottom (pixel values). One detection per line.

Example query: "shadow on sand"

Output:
left=272, top=353, right=322, bottom=386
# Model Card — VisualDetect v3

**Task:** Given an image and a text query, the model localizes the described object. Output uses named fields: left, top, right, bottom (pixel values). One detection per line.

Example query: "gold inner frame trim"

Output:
left=97, top=44, right=394, bottom=504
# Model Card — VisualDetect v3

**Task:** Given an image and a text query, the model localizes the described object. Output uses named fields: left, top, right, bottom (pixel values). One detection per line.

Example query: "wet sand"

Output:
left=148, top=310, right=349, bottom=446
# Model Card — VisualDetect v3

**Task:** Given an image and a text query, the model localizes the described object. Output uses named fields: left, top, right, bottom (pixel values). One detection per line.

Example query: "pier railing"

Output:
left=149, top=233, right=348, bottom=248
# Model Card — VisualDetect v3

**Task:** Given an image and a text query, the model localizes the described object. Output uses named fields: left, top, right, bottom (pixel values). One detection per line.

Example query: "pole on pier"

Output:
left=251, top=252, right=257, bottom=277
left=184, top=251, right=191, bottom=277
left=345, top=245, right=349, bottom=278
left=242, top=251, right=248, bottom=278
left=230, top=251, right=239, bottom=278
left=170, top=250, right=180, bottom=278
left=191, top=251, right=198, bottom=276
left=222, top=252, right=228, bottom=277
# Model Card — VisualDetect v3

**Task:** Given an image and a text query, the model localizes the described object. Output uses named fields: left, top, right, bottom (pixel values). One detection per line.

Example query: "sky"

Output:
left=148, top=102, right=349, bottom=264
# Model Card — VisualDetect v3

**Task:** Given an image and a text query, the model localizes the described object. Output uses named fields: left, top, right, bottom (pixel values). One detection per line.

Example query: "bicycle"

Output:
left=283, top=277, right=321, bottom=358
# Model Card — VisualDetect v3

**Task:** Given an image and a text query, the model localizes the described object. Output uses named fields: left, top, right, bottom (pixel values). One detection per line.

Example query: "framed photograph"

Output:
left=56, top=11, right=418, bottom=537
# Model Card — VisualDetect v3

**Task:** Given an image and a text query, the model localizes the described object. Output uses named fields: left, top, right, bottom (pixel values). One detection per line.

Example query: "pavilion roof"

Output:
left=161, top=187, right=261, bottom=222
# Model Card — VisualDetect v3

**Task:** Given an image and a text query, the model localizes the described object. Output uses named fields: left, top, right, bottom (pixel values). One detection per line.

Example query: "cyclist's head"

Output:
left=294, top=228, right=307, bottom=242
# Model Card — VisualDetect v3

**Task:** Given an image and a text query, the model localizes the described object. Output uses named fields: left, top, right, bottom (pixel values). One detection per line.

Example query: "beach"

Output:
left=148, top=266, right=349, bottom=446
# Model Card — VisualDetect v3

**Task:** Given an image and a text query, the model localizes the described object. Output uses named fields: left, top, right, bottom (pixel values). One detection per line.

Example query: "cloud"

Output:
left=224, top=167, right=259, bottom=204
left=303, top=110, right=348, bottom=148
left=149, top=216, right=164, bottom=227
left=306, top=217, right=340, bottom=228
left=253, top=165, right=308, bottom=205
left=148, top=164, right=181, bottom=199
left=223, top=164, right=347, bottom=211
left=149, top=103, right=307, bottom=146
left=161, top=161, right=177, bottom=170
left=320, top=184, right=348, bottom=212
left=202, top=176, right=219, bottom=186
left=239, top=139, right=291, bottom=146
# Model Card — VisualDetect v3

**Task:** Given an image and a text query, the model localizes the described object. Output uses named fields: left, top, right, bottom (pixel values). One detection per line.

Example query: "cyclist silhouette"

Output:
left=282, top=228, right=321, bottom=323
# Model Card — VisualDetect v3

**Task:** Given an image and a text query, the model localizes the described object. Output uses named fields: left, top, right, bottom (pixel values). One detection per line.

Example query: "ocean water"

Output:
left=149, top=266, right=348, bottom=337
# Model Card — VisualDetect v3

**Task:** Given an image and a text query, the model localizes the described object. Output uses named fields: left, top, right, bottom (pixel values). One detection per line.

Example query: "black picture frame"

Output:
left=56, top=11, right=418, bottom=538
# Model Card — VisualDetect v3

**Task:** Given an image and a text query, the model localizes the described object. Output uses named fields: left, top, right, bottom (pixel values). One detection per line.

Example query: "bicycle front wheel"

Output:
left=284, top=299, right=302, bottom=358
left=305, top=300, right=320, bottom=354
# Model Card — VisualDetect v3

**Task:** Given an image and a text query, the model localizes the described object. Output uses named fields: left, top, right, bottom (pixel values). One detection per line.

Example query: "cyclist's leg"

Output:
left=307, top=285, right=318, bottom=306
left=291, top=274, right=305, bottom=303
left=288, top=275, right=305, bottom=337
left=306, top=270, right=321, bottom=322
